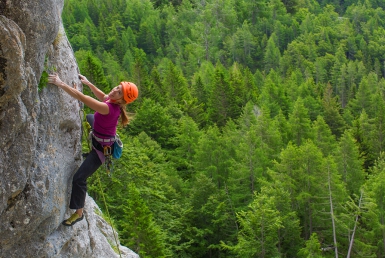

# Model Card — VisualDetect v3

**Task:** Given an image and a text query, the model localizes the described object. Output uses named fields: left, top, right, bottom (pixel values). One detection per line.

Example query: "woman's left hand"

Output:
left=48, top=73, right=64, bottom=87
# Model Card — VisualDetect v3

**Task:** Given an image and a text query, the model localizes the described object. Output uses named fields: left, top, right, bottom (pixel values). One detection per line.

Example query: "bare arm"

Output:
left=48, top=74, right=109, bottom=115
left=79, top=74, right=108, bottom=101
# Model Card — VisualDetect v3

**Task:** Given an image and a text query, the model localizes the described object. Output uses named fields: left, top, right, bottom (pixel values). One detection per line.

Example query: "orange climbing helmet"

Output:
left=120, top=81, right=138, bottom=104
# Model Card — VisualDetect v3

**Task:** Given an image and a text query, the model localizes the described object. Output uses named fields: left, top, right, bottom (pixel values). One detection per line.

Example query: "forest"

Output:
left=61, top=0, right=385, bottom=257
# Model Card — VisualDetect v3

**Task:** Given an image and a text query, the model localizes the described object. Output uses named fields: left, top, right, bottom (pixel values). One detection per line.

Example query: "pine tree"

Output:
left=127, top=98, right=176, bottom=149
left=229, top=63, right=246, bottom=118
left=147, top=67, right=166, bottom=104
left=371, top=91, right=385, bottom=156
left=347, top=73, right=378, bottom=119
left=137, top=14, right=161, bottom=56
left=193, top=125, right=231, bottom=189
left=181, top=173, right=222, bottom=257
left=119, top=183, right=166, bottom=258
left=335, top=130, right=365, bottom=197
left=264, top=33, right=281, bottom=73
left=75, top=50, right=110, bottom=94
left=260, top=174, right=303, bottom=257
left=208, top=62, right=235, bottom=126
left=162, top=60, right=191, bottom=107
left=170, top=116, right=201, bottom=180
left=230, top=188, right=283, bottom=257
left=131, top=48, right=149, bottom=95
left=297, top=233, right=323, bottom=258
left=365, top=153, right=385, bottom=257
left=258, top=70, right=288, bottom=117
left=288, top=97, right=312, bottom=146
left=311, top=115, right=337, bottom=156
left=351, top=111, right=375, bottom=170
left=322, top=82, right=346, bottom=138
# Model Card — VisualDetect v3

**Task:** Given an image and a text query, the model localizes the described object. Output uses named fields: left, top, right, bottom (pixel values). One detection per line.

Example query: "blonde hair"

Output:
left=117, top=101, right=134, bottom=127
left=119, top=106, right=129, bottom=127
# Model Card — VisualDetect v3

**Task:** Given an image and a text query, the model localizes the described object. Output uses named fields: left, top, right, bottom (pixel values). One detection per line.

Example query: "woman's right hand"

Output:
left=48, top=73, right=64, bottom=87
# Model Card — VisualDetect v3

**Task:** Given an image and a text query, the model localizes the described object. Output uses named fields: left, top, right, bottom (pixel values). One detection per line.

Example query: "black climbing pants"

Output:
left=69, top=148, right=102, bottom=210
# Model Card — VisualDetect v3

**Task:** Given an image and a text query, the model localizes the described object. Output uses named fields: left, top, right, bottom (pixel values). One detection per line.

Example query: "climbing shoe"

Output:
left=62, top=213, right=84, bottom=227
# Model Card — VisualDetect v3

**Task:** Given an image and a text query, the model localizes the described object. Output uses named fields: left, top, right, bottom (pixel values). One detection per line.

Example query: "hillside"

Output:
left=61, top=0, right=385, bottom=257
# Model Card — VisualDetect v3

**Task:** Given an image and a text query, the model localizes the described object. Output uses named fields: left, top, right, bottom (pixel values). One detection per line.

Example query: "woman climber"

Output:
left=48, top=73, right=138, bottom=226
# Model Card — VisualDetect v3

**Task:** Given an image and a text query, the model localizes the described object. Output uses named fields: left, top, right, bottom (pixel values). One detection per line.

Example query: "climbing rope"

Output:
left=80, top=109, right=91, bottom=151
left=96, top=170, right=122, bottom=258
left=79, top=110, right=122, bottom=258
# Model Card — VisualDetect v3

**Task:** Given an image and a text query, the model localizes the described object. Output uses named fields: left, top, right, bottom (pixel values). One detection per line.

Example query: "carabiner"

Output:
left=103, top=145, right=112, bottom=156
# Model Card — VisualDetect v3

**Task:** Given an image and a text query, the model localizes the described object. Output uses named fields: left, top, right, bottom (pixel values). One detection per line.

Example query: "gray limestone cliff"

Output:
left=0, top=1, right=138, bottom=257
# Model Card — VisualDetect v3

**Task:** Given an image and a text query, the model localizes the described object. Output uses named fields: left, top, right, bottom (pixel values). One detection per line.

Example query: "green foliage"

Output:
left=38, top=55, right=56, bottom=91
left=335, top=130, right=365, bottom=196
left=230, top=188, right=283, bottom=257
left=64, top=0, right=385, bottom=256
left=366, top=153, right=385, bottom=257
left=119, top=183, right=166, bottom=257
left=127, top=98, right=176, bottom=149
left=38, top=71, right=49, bottom=92
left=297, top=233, right=323, bottom=258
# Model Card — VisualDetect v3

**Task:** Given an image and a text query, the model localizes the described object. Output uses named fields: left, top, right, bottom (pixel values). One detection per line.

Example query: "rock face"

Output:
left=0, top=1, right=138, bottom=257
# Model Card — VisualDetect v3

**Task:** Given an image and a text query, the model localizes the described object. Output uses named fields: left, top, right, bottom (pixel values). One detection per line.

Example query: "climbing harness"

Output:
left=80, top=110, right=116, bottom=176
left=79, top=109, right=122, bottom=258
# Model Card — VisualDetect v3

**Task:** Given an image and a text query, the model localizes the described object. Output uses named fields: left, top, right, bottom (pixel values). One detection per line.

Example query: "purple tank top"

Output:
left=93, top=101, right=121, bottom=138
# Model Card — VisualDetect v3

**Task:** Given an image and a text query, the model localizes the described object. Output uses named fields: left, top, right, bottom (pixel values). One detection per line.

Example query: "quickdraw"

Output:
left=103, top=146, right=113, bottom=177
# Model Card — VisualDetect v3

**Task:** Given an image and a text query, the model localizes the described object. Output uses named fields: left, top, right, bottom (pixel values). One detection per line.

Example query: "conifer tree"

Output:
left=322, top=82, right=346, bottom=138
left=170, top=116, right=201, bottom=179
left=191, top=74, right=207, bottom=108
left=225, top=21, right=257, bottom=68
left=229, top=63, right=245, bottom=118
left=258, top=69, right=288, bottom=117
left=311, top=115, right=337, bottom=156
left=193, top=125, right=231, bottom=188
left=230, top=188, right=283, bottom=257
left=131, top=48, right=149, bottom=94
left=75, top=50, right=110, bottom=94
left=299, top=78, right=323, bottom=121
left=331, top=44, right=348, bottom=94
left=335, top=130, right=365, bottom=197
left=119, top=183, right=166, bottom=258
left=162, top=60, right=191, bottom=107
left=342, top=190, right=379, bottom=257
left=285, top=69, right=305, bottom=104
left=347, top=73, right=377, bottom=118
left=274, top=109, right=290, bottom=145
left=260, top=174, right=303, bottom=257
left=288, top=97, right=312, bottom=146
left=351, top=111, right=375, bottom=170
left=181, top=174, right=222, bottom=257
left=242, top=66, right=258, bottom=103
left=128, top=98, right=176, bottom=149
left=147, top=68, right=166, bottom=104
left=264, top=33, right=281, bottom=73
left=137, top=15, right=161, bottom=56
left=208, top=62, right=235, bottom=126
left=371, top=91, right=385, bottom=156
left=365, top=153, right=385, bottom=257
left=297, top=233, right=323, bottom=258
